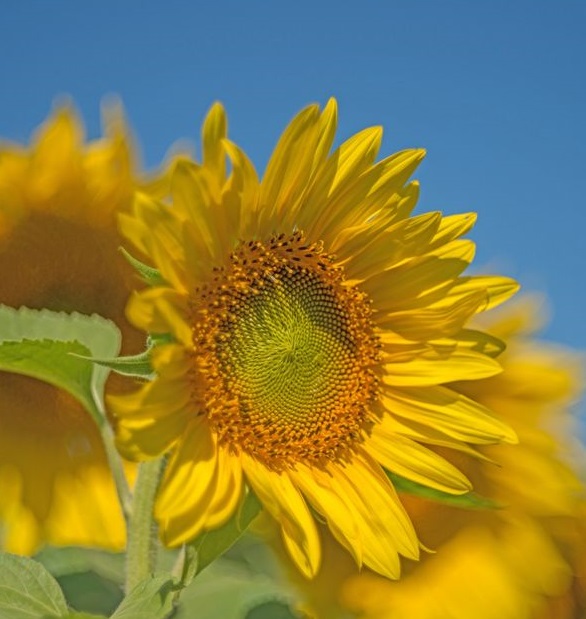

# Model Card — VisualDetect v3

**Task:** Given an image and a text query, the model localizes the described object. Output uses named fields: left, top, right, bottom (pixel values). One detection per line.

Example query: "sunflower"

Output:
left=0, top=104, right=165, bottom=553
left=110, top=99, right=519, bottom=579
left=338, top=297, right=586, bottom=619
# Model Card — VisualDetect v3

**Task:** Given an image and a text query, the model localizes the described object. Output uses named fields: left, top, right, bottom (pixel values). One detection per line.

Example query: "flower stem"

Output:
left=125, top=457, right=165, bottom=593
left=100, top=422, right=133, bottom=523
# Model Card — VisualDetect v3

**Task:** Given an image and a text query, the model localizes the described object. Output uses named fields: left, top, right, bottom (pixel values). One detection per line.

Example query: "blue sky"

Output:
left=1, top=1, right=585, bottom=355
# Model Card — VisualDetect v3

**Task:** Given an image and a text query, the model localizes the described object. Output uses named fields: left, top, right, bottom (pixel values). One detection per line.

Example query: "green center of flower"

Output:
left=191, top=233, right=380, bottom=468
left=219, top=266, right=358, bottom=425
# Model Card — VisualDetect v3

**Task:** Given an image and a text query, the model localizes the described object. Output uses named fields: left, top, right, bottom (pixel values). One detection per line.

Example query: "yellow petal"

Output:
left=202, top=102, right=227, bottom=183
left=380, top=385, right=517, bottom=445
left=117, top=212, right=151, bottom=256
left=443, top=275, right=520, bottom=313
left=243, top=455, right=321, bottom=578
left=311, top=98, right=338, bottom=173
left=383, top=348, right=503, bottom=386
left=428, top=212, right=478, bottom=249
left=366, top=426, right=472, bottom=493
left=259, top=104, right=322, bottom=228
left=45, top=465, right=127, bottom=550
left=111, top=387, right=190, bottom=460
left=204, top=447, right=244, bottom=529
left=335, top=453, right=419, bottom=577
left=299, top=126, right=383, bottom=239
left=156, top=418, right=217, bottom=517
left=380, top=414, right=491, bottom=461
left=130, top=192, right=191, bottom=290
left=359, top=149, right=426, bottom=214
left=289, top=464, right=363, bottom=566
left=171, top=161, right=221, bottom=262
left=380, top=290, right=485, bottom=340
left=126, top=287, right=192, bottom=348
left=28, top=108, right=84, bottom=213
left=337, top=211, right=442, bottom=280
left=328, top=126, right=383, bottom=193
left=223, top=139, right=259, bottom=239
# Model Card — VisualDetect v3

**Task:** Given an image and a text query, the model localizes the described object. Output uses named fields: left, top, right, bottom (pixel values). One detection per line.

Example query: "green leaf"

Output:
left=148, top=333, right=174, bottom=346
left=190, top=491, right=262, bottom=574
left=75, top=332, right=177, bottom=380
left=387, top=472, right=501, bottom=509
left=56, top=572, right=123, bottom=617
left=58, top=613, right=108, bottom=619
left=175, top=545, right=198, bottom=591
left=0, top=552, right=68, bottom=619
left=120, top=247, right=166, bottom=286
left=35, top=547, right=125, bottom=583
left=245, top=601, right=301, bottom=619
left=36, top=548, right=127, bottom=617
left=174, top=556, right=297, bottom=619
left=109, top=575, right=177, bottom=619
left=76, top=349, right=154, bottom=380
left=0, top=306, right=121, bottom=426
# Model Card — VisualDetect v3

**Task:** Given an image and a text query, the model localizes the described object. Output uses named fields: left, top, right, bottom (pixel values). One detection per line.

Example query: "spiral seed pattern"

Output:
left=189, top=233, right=380, bottom=469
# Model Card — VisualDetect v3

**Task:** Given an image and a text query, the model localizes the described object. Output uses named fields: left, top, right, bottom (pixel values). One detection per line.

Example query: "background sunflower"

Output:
left=0, top=105, right=168, bottom=553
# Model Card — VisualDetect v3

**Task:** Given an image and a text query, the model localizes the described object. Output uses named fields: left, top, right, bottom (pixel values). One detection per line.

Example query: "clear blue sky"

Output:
left=1, top=1, right=585, bottom=355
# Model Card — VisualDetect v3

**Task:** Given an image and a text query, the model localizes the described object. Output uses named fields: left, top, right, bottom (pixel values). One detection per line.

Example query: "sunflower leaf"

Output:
left=73, top=349, right=154, bottom=379
left=172, top=555, right=299, bottom=619
left=148, top=333, right=175, bottom=346
left=119, top=247, right=167, bottom=286
left=175, top=545, right=198, bottom=591
left=35, top=547, right=125, bottom=583
left=0, top=552, right=69, bottom=619
left=189, top=491, right=263, bottom=574
left=387, top=471, right=501, bottom=510
left=73, top=332, right=173, bottom=379
left=245, top=601, right=302, bottom=619
left=57, top=613, right=108, bottom=619
left=0, top=305, right=121, bottom=426
left=109, top=574, right=177, bottom=619
left=56, top=570, right=122, bottom=618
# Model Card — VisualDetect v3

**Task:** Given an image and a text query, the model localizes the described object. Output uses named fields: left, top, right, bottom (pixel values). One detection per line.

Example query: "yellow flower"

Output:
left=110, top=100, right=519, bottom=579
left=339, top=297, right=586, bottom=619
left=0, top=104, right=164, bottom=553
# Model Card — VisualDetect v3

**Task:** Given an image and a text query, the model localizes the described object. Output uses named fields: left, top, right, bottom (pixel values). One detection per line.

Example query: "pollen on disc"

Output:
left=189, top=233, right=380, bottom=469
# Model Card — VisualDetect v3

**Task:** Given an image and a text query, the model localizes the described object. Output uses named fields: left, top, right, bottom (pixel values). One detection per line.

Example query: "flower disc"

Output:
left=193, top=233, right=380, bottom=468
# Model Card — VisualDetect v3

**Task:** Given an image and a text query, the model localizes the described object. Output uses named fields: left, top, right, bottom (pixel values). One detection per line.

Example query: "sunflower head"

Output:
left=336, top=297, right=586, bottom=619
left=0, top=102, right=167, bottom=553
left=111, top=99, right=519, bottom=579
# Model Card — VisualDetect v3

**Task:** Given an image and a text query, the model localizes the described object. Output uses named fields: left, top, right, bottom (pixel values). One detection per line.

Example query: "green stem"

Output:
left=100, top=422, right=133, bottom=523
left=125, top=457, right=165, bottom=593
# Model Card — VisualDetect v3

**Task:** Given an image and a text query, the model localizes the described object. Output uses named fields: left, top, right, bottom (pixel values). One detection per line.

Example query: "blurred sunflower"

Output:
left=0, top=104, right=168, bottom=553
left=110, top=99, right=519, bottom=579
left=336, top=297, right=586, bottom=619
